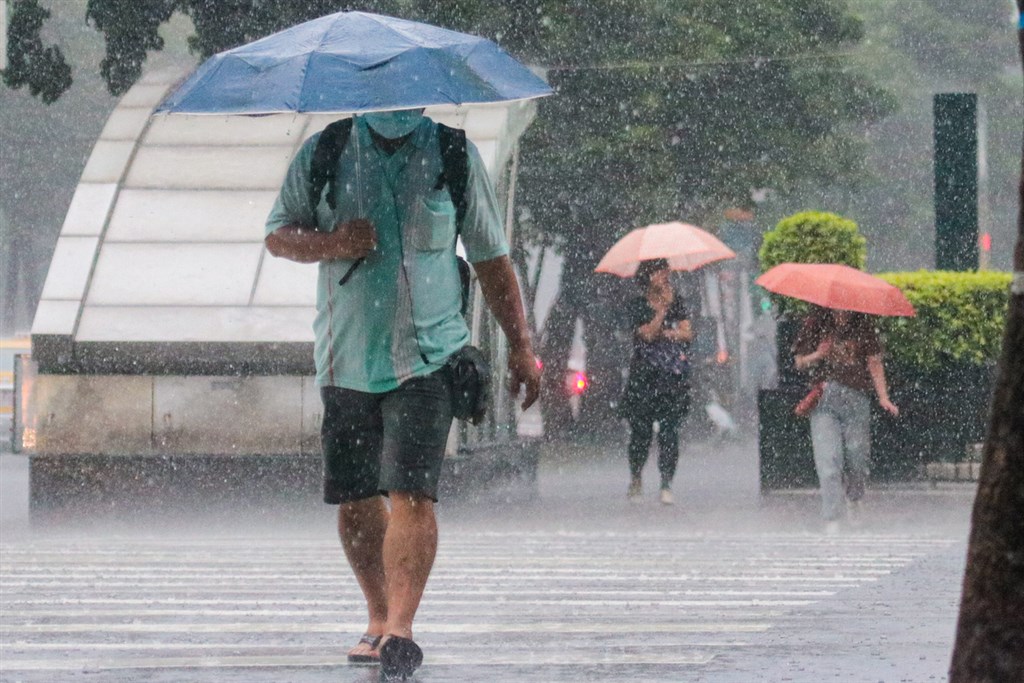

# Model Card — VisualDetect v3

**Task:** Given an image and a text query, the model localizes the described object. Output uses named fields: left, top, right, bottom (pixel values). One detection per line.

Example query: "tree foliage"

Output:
left=758, top=210, right=867, bottom=272
left=877, top=270, right=1012, bottom=370
left=2, top=0, right=72, bottom=103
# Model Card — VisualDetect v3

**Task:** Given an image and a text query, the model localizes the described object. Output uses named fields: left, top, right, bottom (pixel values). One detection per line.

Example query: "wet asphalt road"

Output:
left=0, top=438, right=974, bottom=682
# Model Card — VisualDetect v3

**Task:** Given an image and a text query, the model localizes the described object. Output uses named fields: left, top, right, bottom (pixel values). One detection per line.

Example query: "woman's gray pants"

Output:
left=809, top=382, right=871, bottom=521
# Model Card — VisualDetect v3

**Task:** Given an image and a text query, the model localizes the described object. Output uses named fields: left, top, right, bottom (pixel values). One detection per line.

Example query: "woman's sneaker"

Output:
left=659, top=488, right=674, bottom=506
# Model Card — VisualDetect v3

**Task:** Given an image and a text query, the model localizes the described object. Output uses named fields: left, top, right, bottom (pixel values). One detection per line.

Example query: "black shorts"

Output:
left=320, top=369, right=453, bottom=504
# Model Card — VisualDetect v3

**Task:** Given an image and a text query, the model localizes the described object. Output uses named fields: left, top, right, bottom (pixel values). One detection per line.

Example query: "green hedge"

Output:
left=758, top=210, right=867, bottom=273
left=877, top=270, right=1012, bottom=371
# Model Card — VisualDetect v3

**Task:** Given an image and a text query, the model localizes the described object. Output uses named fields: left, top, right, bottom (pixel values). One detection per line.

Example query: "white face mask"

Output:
left=362, top=109, right=425, bottom=139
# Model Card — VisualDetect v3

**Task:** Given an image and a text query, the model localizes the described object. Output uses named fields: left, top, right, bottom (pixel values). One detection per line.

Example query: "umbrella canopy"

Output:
left=594, top=222, right=736, bottom=277
left=755, top=263, right=915, bottom=317
left=155, top=11, right=552, bottom=114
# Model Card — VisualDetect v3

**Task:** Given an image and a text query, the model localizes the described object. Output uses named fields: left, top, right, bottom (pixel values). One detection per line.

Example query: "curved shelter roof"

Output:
left=31, top=67, right=538, bottom=374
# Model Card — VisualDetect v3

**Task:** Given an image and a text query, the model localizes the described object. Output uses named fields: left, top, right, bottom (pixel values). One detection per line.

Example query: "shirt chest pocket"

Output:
left=415, top=190, right=457, bottom=252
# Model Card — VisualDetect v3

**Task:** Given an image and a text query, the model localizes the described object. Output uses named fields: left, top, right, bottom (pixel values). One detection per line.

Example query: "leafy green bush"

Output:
left=877, top=270, right=1011, bottom=370
left=758, top=210, right=867, bottom=273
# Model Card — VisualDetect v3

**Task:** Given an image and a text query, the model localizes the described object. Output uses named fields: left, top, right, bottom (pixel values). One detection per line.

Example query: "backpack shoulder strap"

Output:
left=308, top=117, right=354, bottom=212
left=437, top=123, right=469, bottom=231
left=437, top=123, right=473, bottom=315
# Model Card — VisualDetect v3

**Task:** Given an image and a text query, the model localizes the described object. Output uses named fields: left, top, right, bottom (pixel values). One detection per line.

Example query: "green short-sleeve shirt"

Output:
left=266, top=117, right=508, bottom=392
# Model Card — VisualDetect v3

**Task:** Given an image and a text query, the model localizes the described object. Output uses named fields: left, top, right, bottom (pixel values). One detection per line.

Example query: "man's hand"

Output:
left=266, top=220, right=377, bottom=264
left=329, top=218, right=377, bottom=259
left=473, top=256, right=541, bottom=410
left=508, top=346, right=541, bottom=410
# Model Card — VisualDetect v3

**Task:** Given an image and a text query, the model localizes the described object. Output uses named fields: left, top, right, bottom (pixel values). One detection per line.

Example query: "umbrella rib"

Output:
left=295, top=16, right=346, bottom=113
left=361, top=11, right=471, bottom=48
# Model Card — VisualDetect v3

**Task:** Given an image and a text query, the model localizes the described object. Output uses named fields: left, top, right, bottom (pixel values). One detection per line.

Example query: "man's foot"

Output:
left=347, top=633, right=382, bottom=664
left=627, top=477, right=642, bottom=500
left=379, top=635, right=423, bottom=681
left=659, top=488, right=674, bottom=506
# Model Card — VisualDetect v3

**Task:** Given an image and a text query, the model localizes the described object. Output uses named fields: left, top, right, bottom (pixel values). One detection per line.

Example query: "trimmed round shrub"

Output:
left=877, top=270, right=1012, bottom=371
left=758, top=210, right=867, bottom=273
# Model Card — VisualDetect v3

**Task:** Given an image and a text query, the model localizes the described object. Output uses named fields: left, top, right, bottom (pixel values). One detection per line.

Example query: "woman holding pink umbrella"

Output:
left=792, top=307, right=899, bottom=533
left=618, top=259, right=694, bottom=505
left=596, top=223, right=736, bottom=505
left=756, top=263, right=912, bottom=534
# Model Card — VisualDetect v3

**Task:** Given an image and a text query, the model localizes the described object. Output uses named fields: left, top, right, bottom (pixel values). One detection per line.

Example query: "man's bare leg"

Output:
left=382, top=492, right=438, bottom=640
left=338, top=496, right=389, bottom=657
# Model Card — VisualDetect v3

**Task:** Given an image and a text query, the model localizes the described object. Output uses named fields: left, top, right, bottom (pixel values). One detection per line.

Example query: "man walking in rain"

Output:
left=265, top=108, right=540, bottom=679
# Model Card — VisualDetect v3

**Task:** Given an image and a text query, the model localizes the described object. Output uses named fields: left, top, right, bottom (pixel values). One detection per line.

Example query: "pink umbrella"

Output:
left=755, top=263, right=915, bottom=317
left=594, top=222, right=736, bottom=277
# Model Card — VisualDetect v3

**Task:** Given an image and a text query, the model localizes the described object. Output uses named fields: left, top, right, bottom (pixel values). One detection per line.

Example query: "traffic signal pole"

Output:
left=933, top=93, right=979, bottom=271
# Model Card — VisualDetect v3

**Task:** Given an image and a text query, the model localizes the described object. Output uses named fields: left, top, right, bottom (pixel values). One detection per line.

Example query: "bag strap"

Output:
left=308, top=117, right=354, bottom=212
left=437, top=123, right=469, bottom=232
left=437, top=124, right=472, bottom=315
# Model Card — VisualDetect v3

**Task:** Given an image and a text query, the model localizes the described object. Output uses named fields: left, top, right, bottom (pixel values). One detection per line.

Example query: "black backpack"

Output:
left=307, top=118, right=474, bottom=315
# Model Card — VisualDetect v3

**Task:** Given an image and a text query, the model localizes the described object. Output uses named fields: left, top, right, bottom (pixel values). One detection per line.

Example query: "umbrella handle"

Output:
left=339, top=257, right=365, bottom=286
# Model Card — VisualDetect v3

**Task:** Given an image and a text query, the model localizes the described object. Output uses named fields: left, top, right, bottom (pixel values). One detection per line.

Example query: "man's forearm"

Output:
left=265, top=224, right=336, bottom=263
left=473, top=255, right=533, bottom=351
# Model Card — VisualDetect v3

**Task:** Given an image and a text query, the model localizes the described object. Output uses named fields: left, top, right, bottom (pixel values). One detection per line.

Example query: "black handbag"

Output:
left=446, top=346, right=491, bottom=425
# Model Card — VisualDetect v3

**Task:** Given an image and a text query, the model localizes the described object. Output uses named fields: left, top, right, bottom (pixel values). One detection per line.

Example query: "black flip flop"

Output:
left=378, top=636, right=423, bottom=680
left=347, top=633, right=382, bottom=664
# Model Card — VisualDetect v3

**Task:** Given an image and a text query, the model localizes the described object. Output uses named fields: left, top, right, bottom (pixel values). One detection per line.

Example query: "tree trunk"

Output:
left=948, top=7, right=1024, bottom=680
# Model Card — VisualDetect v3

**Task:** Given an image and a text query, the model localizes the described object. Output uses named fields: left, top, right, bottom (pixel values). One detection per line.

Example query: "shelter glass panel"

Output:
left=124, top=147, right=294, bottom=190
left=60, top=184, right=118, bottom=236
left=40, top=237, right=100, bottom=300
left=106, top=190, right=277, bottom=243
left=86, top=243, right=262, bottom=306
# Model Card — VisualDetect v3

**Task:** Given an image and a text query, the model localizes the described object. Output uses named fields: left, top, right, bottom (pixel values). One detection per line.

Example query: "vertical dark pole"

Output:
left=934, top=93, right=979, bottom=271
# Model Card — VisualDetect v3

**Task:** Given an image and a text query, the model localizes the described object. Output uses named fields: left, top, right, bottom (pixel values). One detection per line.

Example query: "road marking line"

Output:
left=0, top=575, right=880, bottom=590
left=0, top=599, right=816, bottom=619
left=0, top=651, right=719, bottom=671
left=0, top=640, right=751, bottom=652
left=0, top=621, right=771, bottom=635
left=0, top=589, right=836, bottom=605
left=0, top=564, right=904, bottom=578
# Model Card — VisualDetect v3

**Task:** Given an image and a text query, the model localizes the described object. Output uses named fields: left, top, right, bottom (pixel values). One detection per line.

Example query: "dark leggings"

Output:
left=627, top=416, right=680, bottom=487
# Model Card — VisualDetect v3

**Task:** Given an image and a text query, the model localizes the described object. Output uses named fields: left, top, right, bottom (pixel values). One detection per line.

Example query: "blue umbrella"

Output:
left=156, top=11, right=551, bottom=114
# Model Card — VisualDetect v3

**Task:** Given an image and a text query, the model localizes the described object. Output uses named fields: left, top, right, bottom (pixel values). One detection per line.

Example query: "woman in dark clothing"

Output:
left=619, top=259, right=693, bottom=505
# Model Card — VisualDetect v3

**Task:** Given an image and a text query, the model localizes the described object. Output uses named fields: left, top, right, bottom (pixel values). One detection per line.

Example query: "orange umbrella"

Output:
left=755, top=263, right=915, bottom=317
left=594, top=222, right=736, bottom=277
